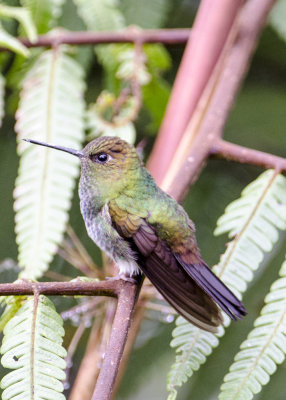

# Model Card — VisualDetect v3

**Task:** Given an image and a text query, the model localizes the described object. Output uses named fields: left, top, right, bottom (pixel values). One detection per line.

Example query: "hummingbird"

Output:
left=24, top=136, right=246, bottom=332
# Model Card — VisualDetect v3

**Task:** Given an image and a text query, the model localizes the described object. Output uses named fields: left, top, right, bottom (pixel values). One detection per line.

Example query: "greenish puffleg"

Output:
left=25, top=136, right=247, bottom=332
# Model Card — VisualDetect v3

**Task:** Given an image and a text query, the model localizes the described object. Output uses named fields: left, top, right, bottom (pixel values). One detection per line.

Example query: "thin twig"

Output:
left=61, top=298, right=103, bottom=322
left=211, top=139, right=286, bottom=172
left=10, top=28, right=191, bottom=50
left=64, top=322, right=86, bottom=390
left=66, top=225, right=99, bottom=274
left=0, top=279, right=121, bottom=297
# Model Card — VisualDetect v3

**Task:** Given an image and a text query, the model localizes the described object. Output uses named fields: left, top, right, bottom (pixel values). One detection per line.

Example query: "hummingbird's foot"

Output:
left=105, top=274, right=137, bottom=284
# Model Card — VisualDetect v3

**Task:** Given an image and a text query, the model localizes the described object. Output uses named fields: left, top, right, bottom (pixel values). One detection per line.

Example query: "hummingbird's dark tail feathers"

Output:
left=127, top=222, right=246, bottom=332
left=174, top=255, right=247, bottom=321
left=132, top=227, right=227, bottom=332
left=138, top=253, right=222, bottom=333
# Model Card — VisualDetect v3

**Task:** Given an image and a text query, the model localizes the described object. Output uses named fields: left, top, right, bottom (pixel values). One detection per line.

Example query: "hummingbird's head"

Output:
left=82, top=136, right=141, bottom=173
left=24, top=136, right=143, bottom=203
left=80, top=136, right=143, bottom=200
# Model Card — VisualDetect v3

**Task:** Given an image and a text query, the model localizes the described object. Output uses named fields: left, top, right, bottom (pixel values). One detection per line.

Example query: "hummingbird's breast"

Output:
left=79, top=194, right=140, bottom=276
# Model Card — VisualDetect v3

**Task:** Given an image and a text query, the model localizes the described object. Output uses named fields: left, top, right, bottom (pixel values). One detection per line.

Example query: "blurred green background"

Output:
left=0, top=1, right=286, bottom=399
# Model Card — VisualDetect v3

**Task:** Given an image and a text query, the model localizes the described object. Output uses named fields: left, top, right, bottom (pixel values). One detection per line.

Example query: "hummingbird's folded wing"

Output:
left=109, top=202, right=246, bottom=332
left=109, top=211, right=223, bottom=331
left=132, top=224, right=223, bottom=332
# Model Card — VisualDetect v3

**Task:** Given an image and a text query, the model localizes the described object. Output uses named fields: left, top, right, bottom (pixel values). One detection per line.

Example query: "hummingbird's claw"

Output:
left=105, top=274, right=137, bottom=284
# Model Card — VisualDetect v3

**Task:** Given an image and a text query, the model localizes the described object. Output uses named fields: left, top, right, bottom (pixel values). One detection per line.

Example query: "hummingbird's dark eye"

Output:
left=90, top=152, right=111, bottom=164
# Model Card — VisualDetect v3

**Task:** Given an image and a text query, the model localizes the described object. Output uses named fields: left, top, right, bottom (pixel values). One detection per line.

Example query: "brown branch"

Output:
left=163, top=0, right=276, bottom=202
left=0, top=279, right=120, bottom=297
left=15, top=28, right=191, bottom=49
left=91, top=275, right=143, bottom=400
left=211, top=139, right=286, bottom=172
left=69, top=300, right=116, bottom=400
left=147, top=0, right=244, bottom=183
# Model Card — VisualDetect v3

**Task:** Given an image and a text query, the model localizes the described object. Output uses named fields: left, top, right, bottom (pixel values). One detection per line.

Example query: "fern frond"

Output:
left=20, top=0, right=65, bottom=34
left=14, top=48, right=85, bottom=279
left=213, top=170, right=286, bottom=291
left=0, top=295, right=66, bottom=400
left=167, top=170, right=286, bottom=399
left=219, top=257, right=286, bottom=399
left=167, top=318, right=224, bottom=399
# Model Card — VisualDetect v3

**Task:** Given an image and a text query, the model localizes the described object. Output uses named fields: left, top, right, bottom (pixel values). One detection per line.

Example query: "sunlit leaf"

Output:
left=0, top=4, right=36, bottom=42
left=14, top=47, right=85, bottom=279
left=20, top=0, right=65, bottom=34
left=1, top=295, right=66, bottom=400
left=219, top=258, right=286, bottom=399
left=0, top=23, right=29, bottom=57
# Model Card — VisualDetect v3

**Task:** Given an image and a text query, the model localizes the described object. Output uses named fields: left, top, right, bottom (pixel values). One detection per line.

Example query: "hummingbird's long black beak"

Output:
left=23, top=139, right=83, bottom=158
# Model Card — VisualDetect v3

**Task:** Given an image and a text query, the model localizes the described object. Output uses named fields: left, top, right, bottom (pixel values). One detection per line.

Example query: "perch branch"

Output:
left=69, top=301, right=116, bottom=400
left=91, top=275, right=143, bottom=400
left=0, top=279, right=121, bottom=297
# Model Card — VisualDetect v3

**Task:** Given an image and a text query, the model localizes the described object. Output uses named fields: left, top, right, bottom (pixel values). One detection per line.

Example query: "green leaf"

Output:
left=74, top=0, right=171, bottom=131
left=0, top=23, right=29, bottom=57
left=74, top=0, right=161, bottom=97
left=269, top=0, right=286, bottom=43
left=144, top=43, right=172, bottom=72
left=20, top=0, right=65, bottom=34
left=14, top=48, right=85, bottom=279
left=0, top=4, right=37, bottom=43
left=120, top=0, right=171, bottom=28
left=213, top=170, right=286, bottom=292
left=142, top=76, right=170, bottom=131
left=74, top=0, right=125, bottom=91
left=0, top=296, right=26, bottom=332
left=167, top=170, right=286, bottom=399
left=86, top=103, right=136, bottom=144
left=219, top=257, right=286, bottom=399
left=0, top=295, right=67, bottom=400
left=73, top=0, right=124, bottom=31
left=167, top=318, right=224, bottom=398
